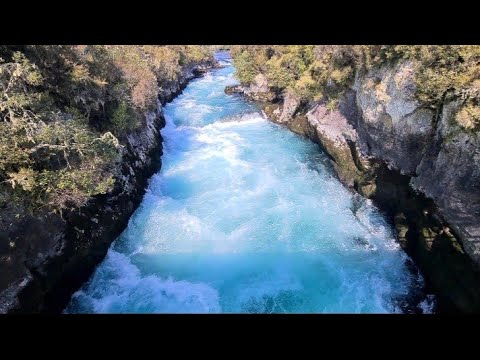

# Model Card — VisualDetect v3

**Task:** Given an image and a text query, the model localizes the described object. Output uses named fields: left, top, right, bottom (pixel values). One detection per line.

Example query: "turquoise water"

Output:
left=66, top=52, right=432, bottom=313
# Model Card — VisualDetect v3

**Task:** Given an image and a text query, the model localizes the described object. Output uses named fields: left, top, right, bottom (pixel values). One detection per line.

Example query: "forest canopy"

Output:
left=0, top=45, right=213, bottom=214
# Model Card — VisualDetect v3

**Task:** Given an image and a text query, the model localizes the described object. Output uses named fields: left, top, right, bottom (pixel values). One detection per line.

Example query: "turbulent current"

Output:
left=66, top=52, right=434, bottom=313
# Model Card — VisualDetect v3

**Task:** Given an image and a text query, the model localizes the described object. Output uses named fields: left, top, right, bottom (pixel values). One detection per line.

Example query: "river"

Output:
left=66, top=52, right=434, bottom=313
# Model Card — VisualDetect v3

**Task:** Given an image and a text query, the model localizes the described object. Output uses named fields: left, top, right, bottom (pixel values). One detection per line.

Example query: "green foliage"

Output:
left=456, top=104, right=480, bottom=130
left=232, top=50, right=258, bottom=84
left=363, top=46, right=480, bottom=129
left=0, top=45, right=214, bottom=213
left=178, top=45, right=213, bottom=64
left=232, top=45, right=480, bottom=130
left=266, top=45, right=314, bottom=90
left=308, top=45, right=358, bottom=102
left=111, top=101, right=136, bottom=133
left=231, top=45, right=355, bottom=102
left=266, top=55, right=295, bottom=89
left=106, top=45, right=158, bottom=112
left=396, top=46, right=480, bottom=107
left=143, top=45, right=181, bottom=84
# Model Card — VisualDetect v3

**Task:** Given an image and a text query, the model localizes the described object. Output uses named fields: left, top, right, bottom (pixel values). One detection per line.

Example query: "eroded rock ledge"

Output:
left=227, top=61, right=480, bottom=313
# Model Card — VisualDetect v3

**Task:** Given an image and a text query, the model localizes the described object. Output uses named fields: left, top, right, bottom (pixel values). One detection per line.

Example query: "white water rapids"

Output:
left=66, top=52, right=434, bottom=313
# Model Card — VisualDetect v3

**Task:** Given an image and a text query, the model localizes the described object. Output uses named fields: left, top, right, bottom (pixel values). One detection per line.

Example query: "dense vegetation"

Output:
left=0, top=45, right=213, bottom=214
left=231, top=45, right=480, bottom=128
left=3, top=45, right=479, bottom=216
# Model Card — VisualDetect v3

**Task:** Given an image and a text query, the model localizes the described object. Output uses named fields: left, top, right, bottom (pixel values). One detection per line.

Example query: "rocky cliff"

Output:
left=232, top=60, right=480, bottom=312
left=0, top=62, right=215, bottom=313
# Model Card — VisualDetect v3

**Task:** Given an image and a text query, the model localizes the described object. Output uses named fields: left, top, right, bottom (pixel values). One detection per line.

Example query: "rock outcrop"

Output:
left=411, top=100, right=480, bottom=265
left=0, top=62, right=215, bottom=313
left=159, top=61, right=218, bottom=105
left=231, top=73, right=277, bottom=102
left=353, top=61, right=436, bottom=175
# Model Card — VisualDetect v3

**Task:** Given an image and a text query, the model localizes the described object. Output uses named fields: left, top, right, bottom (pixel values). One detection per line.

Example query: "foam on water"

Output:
left=66, top=51, right=433, bottom=313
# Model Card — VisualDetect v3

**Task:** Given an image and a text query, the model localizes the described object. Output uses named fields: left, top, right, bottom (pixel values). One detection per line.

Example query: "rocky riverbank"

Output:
left=227, top=61, right=480, bottom=313
left=0, top=60, right=217, bottom=313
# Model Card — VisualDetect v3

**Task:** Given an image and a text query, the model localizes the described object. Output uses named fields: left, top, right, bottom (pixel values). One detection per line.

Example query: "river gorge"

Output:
left=65, top=52, right=434, bottom=313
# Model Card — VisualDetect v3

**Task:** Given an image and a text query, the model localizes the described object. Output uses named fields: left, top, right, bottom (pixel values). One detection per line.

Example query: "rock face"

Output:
left=305, top=93, right=375, bottom=194
left=0, top=63, right=214, bottom=313
left=224, top=85, right=244, bottom=95
left=411, top=100, right=480, bottom=266
left=277, top=91, right=301, bottom=123
left=353, top=61, right=436, bottom=175
left=266, top=91, right=376, bottom=197
left=159, top=61, right=218, bottom=105
left=238, top=74, right=277, bottom=102
left=352, top=62, right=480, bottom=273
left=234, top=60, right=480, bottom=312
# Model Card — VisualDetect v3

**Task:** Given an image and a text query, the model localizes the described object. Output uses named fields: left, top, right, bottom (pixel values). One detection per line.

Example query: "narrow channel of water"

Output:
left=66, top=52, right=433, bottom=313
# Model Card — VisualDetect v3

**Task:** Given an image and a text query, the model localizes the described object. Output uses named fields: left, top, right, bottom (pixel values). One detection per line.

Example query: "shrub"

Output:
left=111, top=101, right=137, bottom=133
left=233, top=50, right=258, bottom=84
left=456, top=104, right=480, bottom=130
